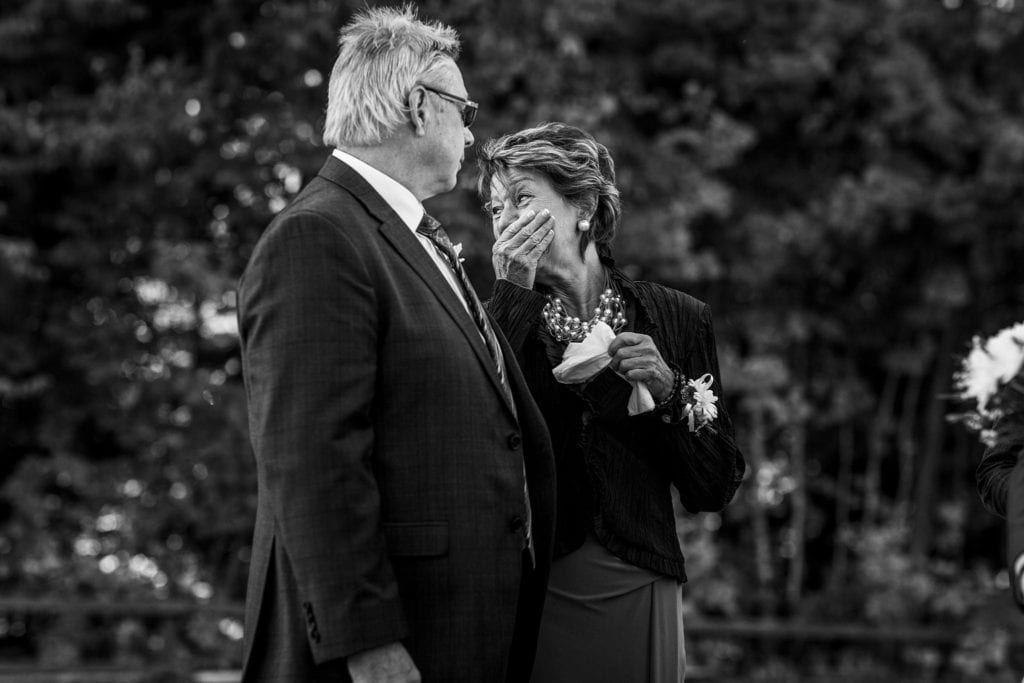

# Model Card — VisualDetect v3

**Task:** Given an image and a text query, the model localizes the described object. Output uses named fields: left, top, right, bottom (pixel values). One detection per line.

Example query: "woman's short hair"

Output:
left=477, top=122, right=621, bottom=258
left=323, top=6, right=460, bottom=147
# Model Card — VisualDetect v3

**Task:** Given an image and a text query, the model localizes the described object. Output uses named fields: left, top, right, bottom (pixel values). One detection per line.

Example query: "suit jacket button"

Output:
left=507, top=433, right=522, bottom=449
left=509, top=516, right=525, bottom=533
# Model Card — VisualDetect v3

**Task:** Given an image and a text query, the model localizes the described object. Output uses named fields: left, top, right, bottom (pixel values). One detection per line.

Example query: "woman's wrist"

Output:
left=655, top=367, right=685, bottom=415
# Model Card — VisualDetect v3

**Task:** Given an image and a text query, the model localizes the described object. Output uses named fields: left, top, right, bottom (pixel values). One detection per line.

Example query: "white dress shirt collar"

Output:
left=332, top=149, right=423, bottom=231
left=330, top=149, right=471, bottom=314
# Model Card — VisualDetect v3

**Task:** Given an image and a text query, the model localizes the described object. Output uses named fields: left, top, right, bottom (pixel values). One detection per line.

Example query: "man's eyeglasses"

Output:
left=417, top=84, right=478, bottom=129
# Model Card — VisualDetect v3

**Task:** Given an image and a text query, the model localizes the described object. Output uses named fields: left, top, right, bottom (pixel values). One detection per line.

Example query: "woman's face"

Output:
left=488, top=168, right=586, bottom=280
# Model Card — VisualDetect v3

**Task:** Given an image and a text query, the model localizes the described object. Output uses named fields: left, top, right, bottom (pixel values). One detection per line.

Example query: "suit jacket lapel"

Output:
left=318, top=156, right=517, bottom=420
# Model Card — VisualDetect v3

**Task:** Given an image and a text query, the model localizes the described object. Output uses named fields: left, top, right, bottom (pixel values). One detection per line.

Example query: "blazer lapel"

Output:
left=378, top=220, right=517, bottom=420
left=317, top=156, right=516, bottom=420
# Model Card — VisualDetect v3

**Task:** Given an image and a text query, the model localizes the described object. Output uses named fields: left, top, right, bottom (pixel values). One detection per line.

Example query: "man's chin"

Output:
left=422, top=177, right=458, bottom=201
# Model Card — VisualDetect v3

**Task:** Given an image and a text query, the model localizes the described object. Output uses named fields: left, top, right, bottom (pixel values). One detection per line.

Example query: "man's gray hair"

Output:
left=323, top=5, right=461, bottom=147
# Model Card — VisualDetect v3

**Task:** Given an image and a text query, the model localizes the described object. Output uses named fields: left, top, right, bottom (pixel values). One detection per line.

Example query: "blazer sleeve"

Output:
left=239, top=210, right=408, bottom=662
left=485, top=278, right=549, bottom=358
left=976, top=438, right=1022, bottom=519
left=645, top=293, right=746, bottom=513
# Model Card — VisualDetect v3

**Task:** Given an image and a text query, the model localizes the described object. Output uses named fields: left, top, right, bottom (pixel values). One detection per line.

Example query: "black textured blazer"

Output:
left=237, top=156, right=556, bottom=682
left=487, top=261, right=745, bottom=581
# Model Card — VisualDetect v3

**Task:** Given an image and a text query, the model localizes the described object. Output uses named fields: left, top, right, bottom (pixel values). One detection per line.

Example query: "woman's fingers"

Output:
left=497, top=209, right=553, bottom=249
left=622, top=367, right=656, bottom=382
left=491, top=207, right=556, bottom=289
left=494, top=208, right=534, bottom=245
left=610, top=334, right=658, bottom=360
left=535, top=224, right=556, bottom=253
left=622, top=367, right=674, bottom=402
left=511, top=217, right=555, bottom=257
left=492, top=199, right=515, bottom=240
left=493, top=213, right=554, bottom=261
left=616, top=356, right=657, bottom=374
left=608, top=333, right=648, bottom=355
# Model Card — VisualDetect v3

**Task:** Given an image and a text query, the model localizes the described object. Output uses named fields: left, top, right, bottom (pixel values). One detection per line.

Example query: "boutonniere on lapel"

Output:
left=453, top=242, right=465, bottom=264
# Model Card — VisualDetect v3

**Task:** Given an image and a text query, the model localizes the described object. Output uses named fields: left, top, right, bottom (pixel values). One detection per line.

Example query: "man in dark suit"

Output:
left=977, top=438, right=1024, bottom=612
left=236, top=7, right=556, bottom=681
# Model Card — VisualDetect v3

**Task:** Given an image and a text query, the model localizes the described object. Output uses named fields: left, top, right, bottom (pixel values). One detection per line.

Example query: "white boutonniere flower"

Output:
left=453, top=242, right=465, bottom=264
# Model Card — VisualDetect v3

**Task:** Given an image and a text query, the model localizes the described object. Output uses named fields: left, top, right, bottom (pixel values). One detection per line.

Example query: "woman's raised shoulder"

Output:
left=634, top=280, right=707, bottom=321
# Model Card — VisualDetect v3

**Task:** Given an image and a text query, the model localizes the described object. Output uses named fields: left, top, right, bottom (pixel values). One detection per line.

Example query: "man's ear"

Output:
left=408, top=86, right=428, bottom=136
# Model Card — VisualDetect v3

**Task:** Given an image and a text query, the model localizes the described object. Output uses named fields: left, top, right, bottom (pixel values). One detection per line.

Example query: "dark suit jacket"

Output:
left=976, top=440, right=1024, bottom=610
left=237, top=156, right=556, bottom=681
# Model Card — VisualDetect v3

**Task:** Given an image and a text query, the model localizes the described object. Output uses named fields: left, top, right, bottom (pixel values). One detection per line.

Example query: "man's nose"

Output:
left=463, top=128, right=474, bottom=148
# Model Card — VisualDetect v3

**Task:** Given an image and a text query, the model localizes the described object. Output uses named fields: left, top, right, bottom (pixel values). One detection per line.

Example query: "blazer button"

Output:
left=507, top=433, right=522, bottom=449
left=508, top=516, right=525, bottom=533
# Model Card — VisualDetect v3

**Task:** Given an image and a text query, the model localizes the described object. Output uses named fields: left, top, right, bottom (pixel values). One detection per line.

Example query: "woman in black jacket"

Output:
left=479, top=122, right=746, bottom=682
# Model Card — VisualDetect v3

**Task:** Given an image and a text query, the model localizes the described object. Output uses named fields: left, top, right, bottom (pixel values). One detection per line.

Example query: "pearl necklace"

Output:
left=542, top=287, right=627, bottom=343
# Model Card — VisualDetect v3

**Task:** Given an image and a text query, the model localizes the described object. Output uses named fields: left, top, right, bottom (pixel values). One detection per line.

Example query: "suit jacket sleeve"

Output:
left=486, top=278, right=549, bottom=359
left=239, top=210, right=408, bottom=662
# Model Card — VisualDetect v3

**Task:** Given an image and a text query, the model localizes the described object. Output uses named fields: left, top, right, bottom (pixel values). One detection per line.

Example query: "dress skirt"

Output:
left=529, top=533, right=685, bottom=683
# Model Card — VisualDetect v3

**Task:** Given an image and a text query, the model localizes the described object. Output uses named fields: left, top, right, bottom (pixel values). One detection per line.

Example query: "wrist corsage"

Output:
left=681, top=373, right=719, bottom=433
left=657, top=369, right=719, bottom=433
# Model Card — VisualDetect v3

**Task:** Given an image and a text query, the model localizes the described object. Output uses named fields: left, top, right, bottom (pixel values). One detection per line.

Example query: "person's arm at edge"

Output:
left=976, top=440, right=1020, bottom=518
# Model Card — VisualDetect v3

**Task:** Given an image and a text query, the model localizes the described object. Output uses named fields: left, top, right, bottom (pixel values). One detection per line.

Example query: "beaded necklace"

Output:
left=542, top=285, right=627, bottom=343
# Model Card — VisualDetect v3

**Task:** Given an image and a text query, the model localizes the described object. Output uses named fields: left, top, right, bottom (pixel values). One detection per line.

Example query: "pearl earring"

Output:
left=577, top=219, right=591, bottom=231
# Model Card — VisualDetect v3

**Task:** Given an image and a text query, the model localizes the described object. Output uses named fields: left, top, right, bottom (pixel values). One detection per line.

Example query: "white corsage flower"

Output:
left=682, top=373, right=719, bottom=433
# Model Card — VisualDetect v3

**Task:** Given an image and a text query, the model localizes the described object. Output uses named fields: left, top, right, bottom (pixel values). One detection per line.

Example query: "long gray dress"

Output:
left=529, top=533, right=685, bottom=683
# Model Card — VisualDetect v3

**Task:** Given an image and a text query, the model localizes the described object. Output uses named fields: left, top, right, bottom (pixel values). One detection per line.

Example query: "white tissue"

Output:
left=551, top=321, right=656, bottom=416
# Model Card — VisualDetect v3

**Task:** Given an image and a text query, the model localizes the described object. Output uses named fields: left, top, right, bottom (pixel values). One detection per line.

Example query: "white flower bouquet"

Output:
left=948, top=322, right=1024, bottom=447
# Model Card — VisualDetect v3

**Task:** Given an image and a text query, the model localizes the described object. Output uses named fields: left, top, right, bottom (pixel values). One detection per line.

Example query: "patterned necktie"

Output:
left=417, top=214, right=533, bottom=563
left=417, top=214, right=514, bottom=410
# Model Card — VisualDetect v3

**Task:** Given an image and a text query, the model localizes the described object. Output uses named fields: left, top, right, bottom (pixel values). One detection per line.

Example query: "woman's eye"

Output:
left=489, top=204, right=502, bottom=218
left=515, top=194, right=531, bottom=206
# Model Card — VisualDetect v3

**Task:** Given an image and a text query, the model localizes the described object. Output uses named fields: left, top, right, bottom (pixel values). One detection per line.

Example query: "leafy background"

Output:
left=2, top=0, right=1024, bottom=680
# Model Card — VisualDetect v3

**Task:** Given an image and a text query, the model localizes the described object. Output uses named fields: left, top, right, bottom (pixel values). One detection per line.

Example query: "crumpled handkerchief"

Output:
left=551, top=321, right=655, bottom=416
